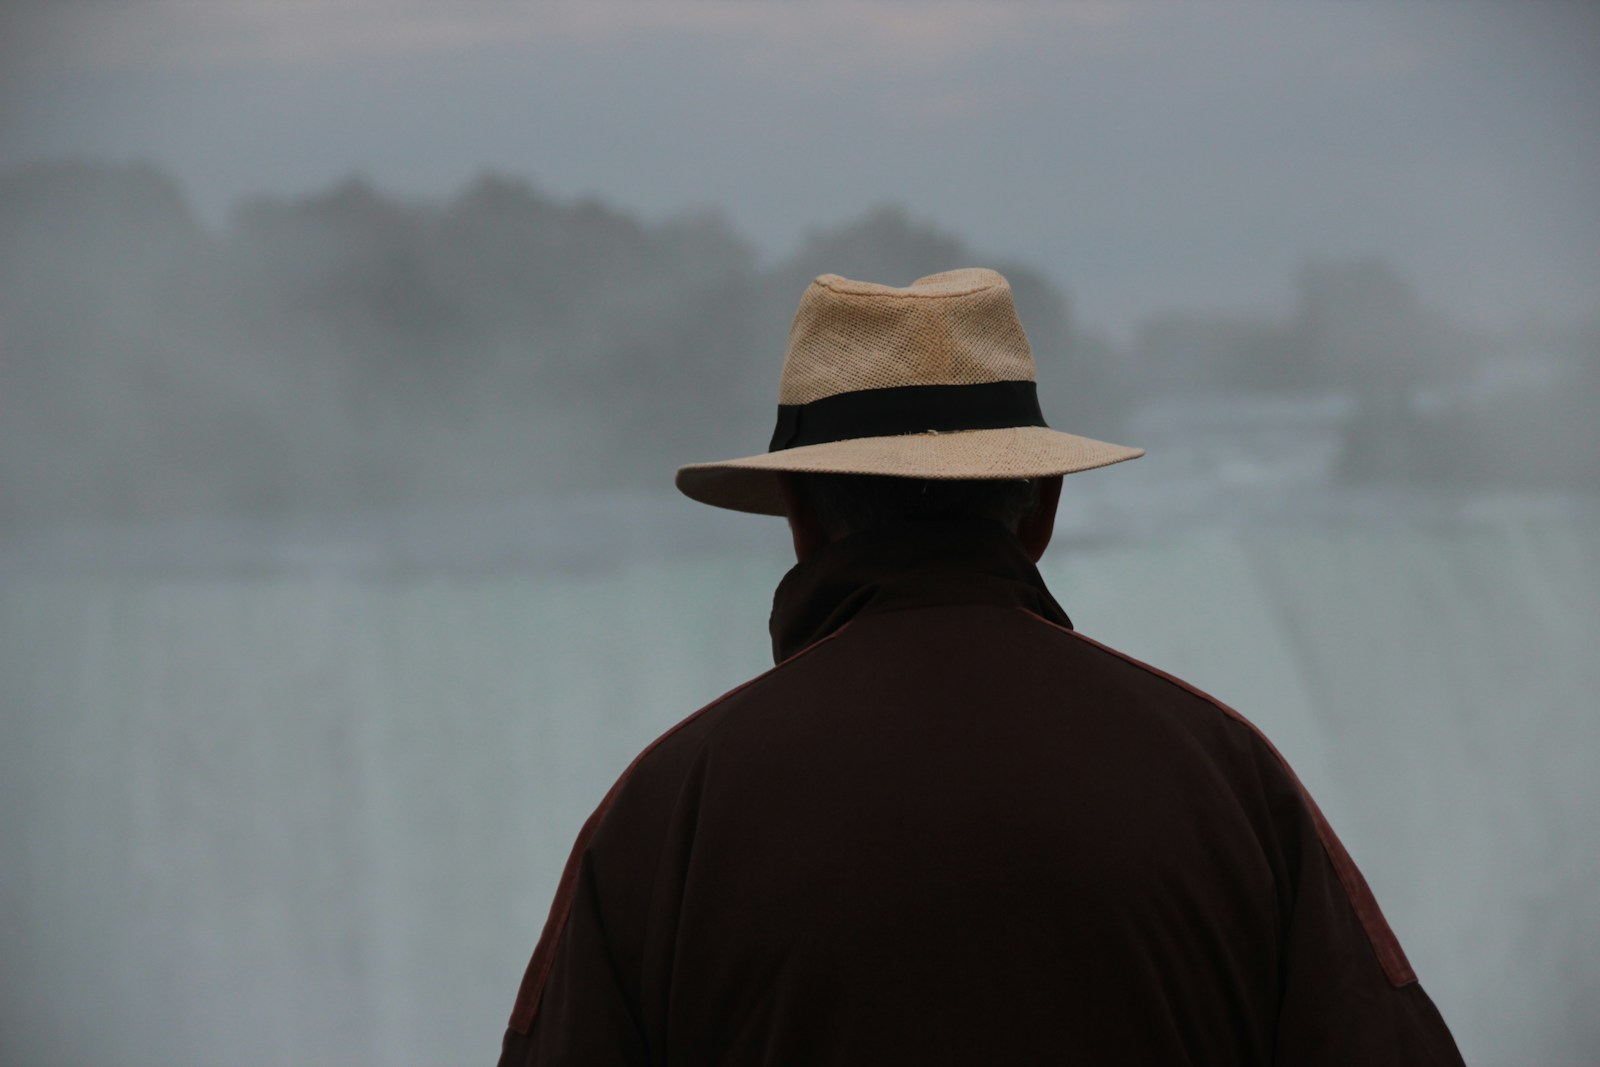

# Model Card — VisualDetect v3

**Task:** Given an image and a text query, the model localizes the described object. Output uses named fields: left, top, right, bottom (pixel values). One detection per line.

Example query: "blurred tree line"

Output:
left=0, top=160, right=1593, bottom=529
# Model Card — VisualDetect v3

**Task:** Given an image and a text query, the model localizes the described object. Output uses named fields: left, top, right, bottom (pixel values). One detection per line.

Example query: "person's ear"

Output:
left=1016, top=476, right=1062, bottom=562
left=776, top=473, right=831, bottom=562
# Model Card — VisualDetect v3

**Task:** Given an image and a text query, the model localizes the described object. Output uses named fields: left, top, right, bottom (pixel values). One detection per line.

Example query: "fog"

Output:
left=1, top=4, right=1597, bottom=1066
left=2, top=162, right=1592, bottom=532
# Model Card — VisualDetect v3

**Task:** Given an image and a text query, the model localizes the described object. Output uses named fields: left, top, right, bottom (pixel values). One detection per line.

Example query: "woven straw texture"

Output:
left=677, top=426, right=1143, bottom=515
left=675, top=267, right=1143, bottom=515
left=779, top=269, right=1035, bottom=404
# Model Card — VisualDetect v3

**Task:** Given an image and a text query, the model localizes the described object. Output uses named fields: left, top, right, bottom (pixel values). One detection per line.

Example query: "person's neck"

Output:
left=768, top=519, right=1071, bottom=662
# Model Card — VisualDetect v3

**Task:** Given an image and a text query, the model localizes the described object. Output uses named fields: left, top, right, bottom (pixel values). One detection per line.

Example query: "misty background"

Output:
left=1, top=3, right=1597, bottom=1066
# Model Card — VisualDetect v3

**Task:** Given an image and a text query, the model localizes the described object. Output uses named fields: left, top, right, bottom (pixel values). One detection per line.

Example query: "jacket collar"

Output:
left=768, top=519, right=1072, bottom=662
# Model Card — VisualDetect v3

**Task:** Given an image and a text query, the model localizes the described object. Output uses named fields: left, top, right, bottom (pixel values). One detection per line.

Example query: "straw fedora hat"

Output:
left=675, top=268, right=1143, bottom=515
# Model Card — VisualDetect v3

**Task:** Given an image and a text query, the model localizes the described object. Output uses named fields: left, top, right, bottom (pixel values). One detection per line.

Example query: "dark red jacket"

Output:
left=499, top=521, right=1464, bottom=1065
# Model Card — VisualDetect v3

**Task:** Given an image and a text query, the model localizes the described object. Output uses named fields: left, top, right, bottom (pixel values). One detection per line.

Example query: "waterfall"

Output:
left=2, top=506, right=1595, bottom=1065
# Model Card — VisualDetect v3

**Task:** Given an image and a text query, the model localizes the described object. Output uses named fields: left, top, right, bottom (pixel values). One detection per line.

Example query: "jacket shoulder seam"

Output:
left=505, top=623, right=851, bottom=1034
left=1016, top=607, right=1419, bottom=988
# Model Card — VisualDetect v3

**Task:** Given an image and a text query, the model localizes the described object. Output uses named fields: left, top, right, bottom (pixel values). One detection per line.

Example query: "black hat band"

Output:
left=769, top=380, right=1047, bottom=453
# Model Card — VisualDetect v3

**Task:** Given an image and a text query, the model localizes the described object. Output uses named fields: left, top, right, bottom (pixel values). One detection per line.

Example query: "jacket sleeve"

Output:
left=497, top=682, right=747, bottom=1065
left=497, top=848, right=649, bottom=1067
left=1268, top=763, right=1465, bottom=1065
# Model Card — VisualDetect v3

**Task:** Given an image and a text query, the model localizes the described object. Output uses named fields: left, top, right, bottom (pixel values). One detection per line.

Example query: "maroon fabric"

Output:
left=499, top=521, right=1464, bottom=1065
left=1047, top=626, right=1419, bottom=989
left=507, top=633, right=849, bottom=1034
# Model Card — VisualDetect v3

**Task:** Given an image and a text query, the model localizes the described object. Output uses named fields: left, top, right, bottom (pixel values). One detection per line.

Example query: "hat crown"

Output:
left=777, top=268, right=1037, bottom=405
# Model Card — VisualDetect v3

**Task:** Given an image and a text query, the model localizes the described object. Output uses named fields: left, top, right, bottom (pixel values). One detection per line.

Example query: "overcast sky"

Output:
left=2, top=0, right=1596, bottom=336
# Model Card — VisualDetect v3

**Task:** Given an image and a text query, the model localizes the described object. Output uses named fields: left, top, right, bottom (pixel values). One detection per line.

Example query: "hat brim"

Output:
left=675, top=426, right=1145, bottom=515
